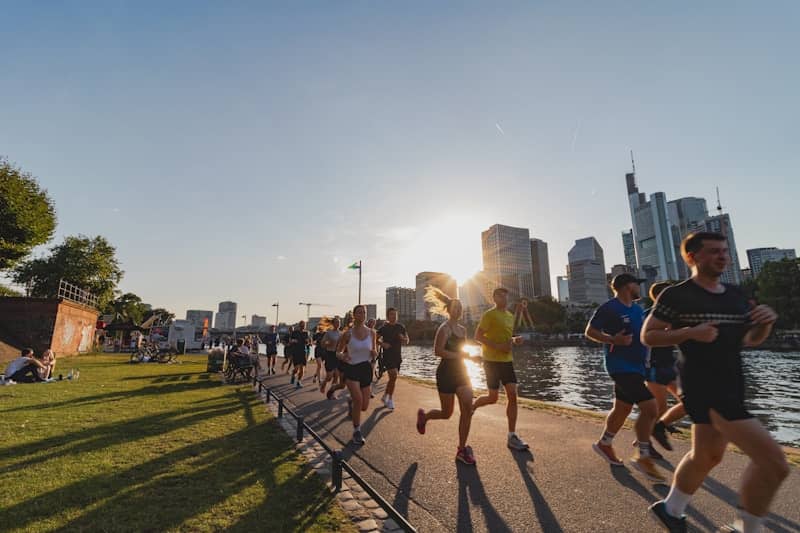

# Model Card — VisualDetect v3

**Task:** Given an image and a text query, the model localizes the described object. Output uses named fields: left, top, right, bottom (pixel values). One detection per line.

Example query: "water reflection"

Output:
left=401, top=345, right=800, bottom=446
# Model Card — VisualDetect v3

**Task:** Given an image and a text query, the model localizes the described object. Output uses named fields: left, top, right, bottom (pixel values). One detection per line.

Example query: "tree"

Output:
left=755, top=258, right=800, bottom=330
left=13, top=235, right=123, bottom=307
left=0, top=284, right=22, bottom=297
left=528, top=296, right=567, bottom=332
left=144, top=307, right=175, bottom=325
left=104, top=293, right=149, bottom=324
left=0, top=157, right=57, bottom=270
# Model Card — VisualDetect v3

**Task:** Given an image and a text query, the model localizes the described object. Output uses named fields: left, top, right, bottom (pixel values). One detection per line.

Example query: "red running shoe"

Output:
left=456, top=446, right=476, bottom=465
left=416, top=408, right=427, bottom=435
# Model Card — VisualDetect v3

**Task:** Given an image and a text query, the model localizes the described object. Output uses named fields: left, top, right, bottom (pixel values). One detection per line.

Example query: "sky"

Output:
left=2, top=2, right=798, bottom=324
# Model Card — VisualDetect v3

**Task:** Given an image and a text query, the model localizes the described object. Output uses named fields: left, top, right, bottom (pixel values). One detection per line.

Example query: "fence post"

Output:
left=332, top=451, right=342, bottom=492
left=278, top=398, right=284, bottom=418
left=296, top=416, right=304, bottom=442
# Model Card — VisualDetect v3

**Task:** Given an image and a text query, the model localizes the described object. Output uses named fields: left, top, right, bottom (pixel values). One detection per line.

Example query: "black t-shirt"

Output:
left=289, top=330, right=309, bottom=356
left=651, top=280, right=751, bottom=397
left=264, top=333, right=278, bottom=355
left=377, top=323, right=407, bottom=359
left=644, top=308, right=677, bottom=369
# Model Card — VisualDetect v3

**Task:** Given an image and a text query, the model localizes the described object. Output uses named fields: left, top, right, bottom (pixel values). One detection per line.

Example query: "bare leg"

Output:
left=673, top=423, right=728, bottom=495
left=646, top=382, right=669, bottom=417
left=346, top=380, right=363, bottom=426
left=425, top=393, right=455, bottom=421
left=635, top=398, right=659, bottom=445
left=603, top=398, right=633, bottom=436
left=456, top=386, right=474, bottom=448
left=472, top=389, right=499, bottom=411
left=387, top=368, right=398, bottom=396
left=504, top=383, right=519, bottom=433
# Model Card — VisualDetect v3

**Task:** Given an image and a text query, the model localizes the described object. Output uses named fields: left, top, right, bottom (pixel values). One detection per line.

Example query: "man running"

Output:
left=281, top=326, right=295, bottom=374
left=645, top=232, right=789, bottom=532
left=472, top=287, right=529, bottom=451
left=376, top=307, right=409, bottom=410
left=585, top=273, right=666, bottom=483
left=265, top=325, right=279, bottom=375
left=289, top=321, right=310, bottom=389
left=319, top=317, right=343, bottom=397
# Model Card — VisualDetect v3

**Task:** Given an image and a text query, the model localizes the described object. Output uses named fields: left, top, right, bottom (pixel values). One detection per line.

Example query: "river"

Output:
left=398, top=345, right=800, bottom=447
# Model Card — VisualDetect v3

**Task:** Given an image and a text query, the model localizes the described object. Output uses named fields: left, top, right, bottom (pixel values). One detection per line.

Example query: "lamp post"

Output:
left=272, top=302, right=280, bottom=327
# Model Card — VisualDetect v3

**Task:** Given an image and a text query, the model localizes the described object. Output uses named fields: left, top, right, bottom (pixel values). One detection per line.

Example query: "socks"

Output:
left=508, top=432, right=517, bottom=438
left=600, top=431, right=615, bottom=446
left=664, top=486, right=691, bottom=518
left=353, top=425, right=360, bottom=432
left=638, top=441, right=651, bottom=457
left=735, top=508, right=763, bottom=533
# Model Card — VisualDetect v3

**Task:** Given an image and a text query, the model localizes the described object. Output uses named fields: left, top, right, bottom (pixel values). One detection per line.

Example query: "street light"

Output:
left=272, top=302, right=280, bottom=327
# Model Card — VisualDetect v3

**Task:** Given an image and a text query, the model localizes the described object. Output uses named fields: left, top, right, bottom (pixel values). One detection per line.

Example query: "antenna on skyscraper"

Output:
left=630, top=150, right=636, bottom=175
left=716, top=186, right=724, bottom=214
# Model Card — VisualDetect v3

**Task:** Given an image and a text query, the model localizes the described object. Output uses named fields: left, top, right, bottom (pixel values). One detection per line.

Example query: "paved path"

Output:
left=258, top=362, right=800, bottom=533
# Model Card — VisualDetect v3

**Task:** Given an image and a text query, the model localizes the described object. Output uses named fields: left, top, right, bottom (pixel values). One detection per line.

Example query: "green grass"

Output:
left=0, top=355, right=355, bottom=533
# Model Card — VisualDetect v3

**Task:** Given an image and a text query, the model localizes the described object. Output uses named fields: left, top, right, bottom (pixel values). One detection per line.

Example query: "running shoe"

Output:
left=666, top=424, right=682, bottom=434
left=295, top=381, right=302, bottom=390
left=648, top=501, right=687, bottom=532
left=507, top=434, right=530, bottom=451
left=592, top=442, right=623, bottom=466
left=456, top=446, right=476, bottom=465
left=290, top=374, right=295, bottom=384
left=326, top=388, right=336, bottom=400
left=631, top=454, right=667, bottom=483
left=416, top=408, right=427, bottom=435
left=717, top=526, right=739, bottom=533
left=386, top=398, right=395, bottom=410
left=652, top=422, right=674, bottom=451
left=352, top=430, right=365, bottom=445
left=631, top=440, right=665, bottom=461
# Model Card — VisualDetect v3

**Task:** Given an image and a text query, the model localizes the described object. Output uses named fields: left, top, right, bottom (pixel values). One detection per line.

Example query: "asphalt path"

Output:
left=257, top=359, right=800, bottom=533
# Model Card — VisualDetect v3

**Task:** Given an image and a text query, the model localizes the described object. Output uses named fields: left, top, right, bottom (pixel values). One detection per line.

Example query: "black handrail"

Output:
left=254, top=377, right=416, bottom=533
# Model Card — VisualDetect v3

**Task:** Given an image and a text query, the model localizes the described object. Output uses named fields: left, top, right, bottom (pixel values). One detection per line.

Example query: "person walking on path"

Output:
left=416, top=288, right=478, bottom=465
left=377, top=307, right=409, bottom=410
left=289, top=321, right=310, bottom=389
left=585, top=273, right=667, bottom=483
left=471, top=287, right=529, bottom=452
left=644, top=232, right=789, bottom=533
left=645, top=281, right=686, bottom=453
left=337, top=305, right=377, bottom=445
left=264, top=325, right=279, bottom=375
left=281, top=326, right=295, bottom=374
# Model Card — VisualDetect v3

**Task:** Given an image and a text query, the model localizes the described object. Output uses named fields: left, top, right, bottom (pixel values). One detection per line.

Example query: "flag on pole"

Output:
left=347, top=261, right=361, bottom=270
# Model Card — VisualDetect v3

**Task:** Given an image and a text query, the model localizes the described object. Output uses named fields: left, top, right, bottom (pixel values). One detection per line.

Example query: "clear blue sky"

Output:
left=2, top=2, right=798, bottom=324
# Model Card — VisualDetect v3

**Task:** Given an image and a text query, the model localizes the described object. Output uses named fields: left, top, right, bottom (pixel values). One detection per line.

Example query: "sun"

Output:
left=404, top=213, right=484, bottom=286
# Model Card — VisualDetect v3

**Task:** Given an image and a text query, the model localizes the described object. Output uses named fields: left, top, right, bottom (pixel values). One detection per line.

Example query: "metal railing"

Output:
left=57, top=279, right=99, bottom=309
left=254, top=377, right=417, bottom=533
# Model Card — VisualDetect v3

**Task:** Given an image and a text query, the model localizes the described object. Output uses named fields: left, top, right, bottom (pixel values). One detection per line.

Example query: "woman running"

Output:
left=337, top=305, right=377, bottom=445
left=416, top=287, right=478, bottom=465
left=319, top=317, right=343, bottom=396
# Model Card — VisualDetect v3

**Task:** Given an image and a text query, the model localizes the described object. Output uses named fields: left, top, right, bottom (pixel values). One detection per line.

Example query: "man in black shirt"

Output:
left=643, top=232, right=788, bottom=533
left=376, top=308, right=409, bottom=410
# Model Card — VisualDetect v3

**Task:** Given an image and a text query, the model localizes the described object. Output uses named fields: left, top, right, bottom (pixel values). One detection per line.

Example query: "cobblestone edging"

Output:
left=256, top=386, right=406, bottom=533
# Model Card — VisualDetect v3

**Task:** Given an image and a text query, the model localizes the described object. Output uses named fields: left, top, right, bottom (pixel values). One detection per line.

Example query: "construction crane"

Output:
left=298, top=302, right=332, bottom=321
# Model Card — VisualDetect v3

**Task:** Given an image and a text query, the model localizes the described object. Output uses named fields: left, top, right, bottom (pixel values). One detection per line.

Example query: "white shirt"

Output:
left=5, top=357, right=32, bottom=376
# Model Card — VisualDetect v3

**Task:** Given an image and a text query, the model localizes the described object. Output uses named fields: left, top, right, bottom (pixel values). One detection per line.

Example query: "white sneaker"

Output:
left=386, top=398, right=395, bottom=410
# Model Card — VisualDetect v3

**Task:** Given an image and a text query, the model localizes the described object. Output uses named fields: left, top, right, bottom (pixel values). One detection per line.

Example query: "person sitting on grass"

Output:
left=36, top=349, right=57, bottom=380
left=4, top=348, right=48, bottom=383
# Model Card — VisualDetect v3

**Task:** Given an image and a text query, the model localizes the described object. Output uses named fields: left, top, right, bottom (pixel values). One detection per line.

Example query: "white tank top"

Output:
left=347, top=328, right=373, bottom=365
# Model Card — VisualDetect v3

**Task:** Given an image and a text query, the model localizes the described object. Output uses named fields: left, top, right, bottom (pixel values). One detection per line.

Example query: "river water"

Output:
left=399, top=345, right=800, bottom=447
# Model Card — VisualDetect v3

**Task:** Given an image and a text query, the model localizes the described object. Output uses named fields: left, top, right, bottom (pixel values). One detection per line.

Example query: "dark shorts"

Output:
left=383, top=352, right=402, bottom=371
left=323, top=351, right=339, bottom=372
left=291, top=352, right=307, bottom=366
left=611, top=372, right=654, bottom=405
left=312, top=347, right=323, bottom=360
left=682, top=390, right=753, bottom=425
left=436, top=359, right=470, bottom=394
left=646, top=365, right=678, bottom=386
left=483, top=360, right=517, bottom=390
left=266, top=345, right=277, bottom=356
left=343, top=361, right=372, bottom=388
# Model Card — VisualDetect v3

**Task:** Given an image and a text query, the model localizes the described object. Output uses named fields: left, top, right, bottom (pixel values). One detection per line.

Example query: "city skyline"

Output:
left=2, top=3, right=798, bottom=322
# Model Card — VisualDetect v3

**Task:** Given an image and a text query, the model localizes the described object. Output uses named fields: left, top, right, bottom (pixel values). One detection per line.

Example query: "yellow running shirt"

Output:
left=477, top=308, right=515, bottom=362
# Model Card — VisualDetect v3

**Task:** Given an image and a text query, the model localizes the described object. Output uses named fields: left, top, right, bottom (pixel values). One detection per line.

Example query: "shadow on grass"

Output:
left=1, top=395, right=341, bottom=532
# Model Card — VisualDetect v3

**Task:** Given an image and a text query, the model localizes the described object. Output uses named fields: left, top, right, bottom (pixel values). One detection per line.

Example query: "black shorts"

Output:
left=682, top=390, right=753, bottom=425
left=323, top=351, right=339, bottom=372
left=291, top=352, right=307, bottom=367
left=383, top=352, right=402, bottom=371
left=646, top=365, right=677, bottom=386
left=483, top=361, right=517, bottom=390
left=436, top=359, right=470, bottom=394
left=611, top=372, right=654, bottom=405
left=343, top=361, right=372, bottom=388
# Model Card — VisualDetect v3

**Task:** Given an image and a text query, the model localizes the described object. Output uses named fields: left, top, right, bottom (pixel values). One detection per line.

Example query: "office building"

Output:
left=251, top=315, right=267, bottom=328
left=556, top=276, right=570, bottom=303
left=386, top=286, right=416, bottom=323
left=186, top=310, right=213, bottom=330
left=481, top=224, right=535, bottom=302
left=530, top=238, right=552, bottom=298
left=701, top=214, right=742, bottom=285
left=366, top=304, right=377, bottom=321
left=746, top=247, right=797, bottom=278
left=622, top=230, right=637, bottom=269
left=668, top=197, right=709, bottom=278
left=415, top=271, right=457, bottom=321
left=567, top=237, right=607, bottom=304
left=214, top=301, right=237, bottom=329
left=459, top=271, right=495, bottom=324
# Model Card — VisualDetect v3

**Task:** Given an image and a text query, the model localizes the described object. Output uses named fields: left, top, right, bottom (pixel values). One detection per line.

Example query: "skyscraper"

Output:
left=186, top=310, right=213, bottom=329
left=415, top=272, right=457, bottom=321
left=668, top=197, right=709, bottom=278
left=622, top=230, right=637, bottom=268
left=365, top=304, right=377, bottom=321
left=746, top=247, right=797, bottom=278
left=530, top=238, right=552, bottom=298
left=251, top=315, right=267, bottom=328
left=215, top=301, right=237, bottom=329
left=567, top=237, right=607, bottom=304
left=459, top=271, right=495, bottom=324
left=556, top=276, right=570, bottom=303
left=481, top=224, right=534, bottom=302
left=385, top=286, right=416, bottom=323
left=626, top=166, right=680, bottom=281
left=701, top=213, right=742, bottom=285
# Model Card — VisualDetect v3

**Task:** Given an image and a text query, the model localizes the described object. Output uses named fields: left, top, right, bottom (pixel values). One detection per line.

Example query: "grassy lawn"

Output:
left=0, top=354, right=355, bottom=533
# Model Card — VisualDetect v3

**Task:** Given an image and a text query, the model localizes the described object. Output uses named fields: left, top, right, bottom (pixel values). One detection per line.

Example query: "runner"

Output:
left=311, top=325, right=325, bottom=384
left=281, top=325, right=295, bottom=374
left=376, top=307, right=409, bottom=410
left=471, top=287, right=529, bottom=452
left=319, top=317, right=343, bottom=397
left=645, top=281, right=686, bottom=453
left=644, top=232, right=789, bottom=532
left=336, top=305, right=377, bottom=445
left=366, top=317, right=378, bottom=398
left=585, top=273, right=666, bottom=483
left=415, top=288, right=478, bottom=464
left=289, top=321, right=310, bottom=389
left=265, top=325, right=279, bottom=375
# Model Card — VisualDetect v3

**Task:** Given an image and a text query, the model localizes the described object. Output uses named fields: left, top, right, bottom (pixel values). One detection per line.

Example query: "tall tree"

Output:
left=104, top=292, right=149, bottom=324
left=144, top=307, right=175, bottom=325
left=13, top=235, right=123, bottom=307
left=0, top=157, right=57, bottom=270
left=755, top=258, right=800, bottom=330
